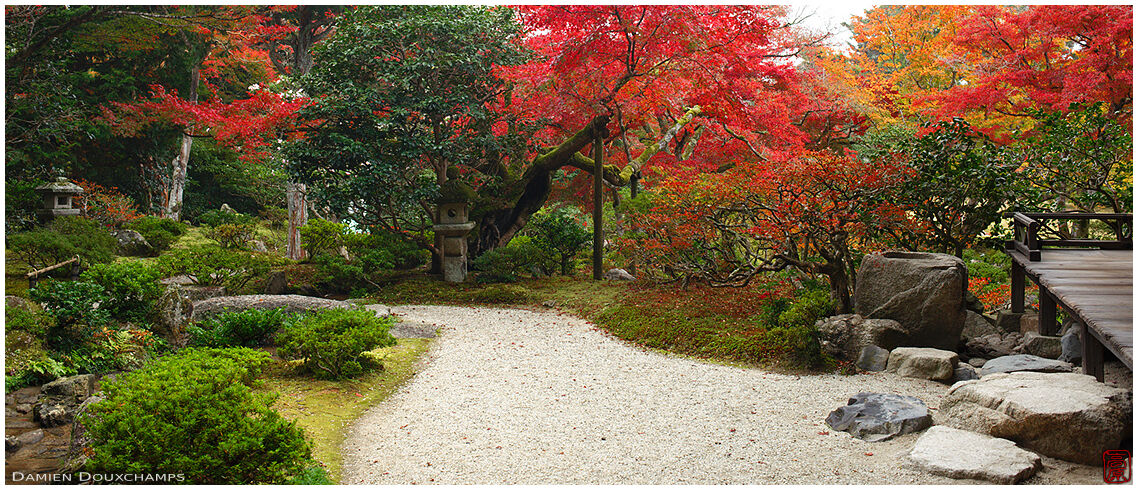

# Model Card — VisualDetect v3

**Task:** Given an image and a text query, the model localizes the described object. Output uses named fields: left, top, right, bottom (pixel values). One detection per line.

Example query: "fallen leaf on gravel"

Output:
left=864, top=452, right=873, bottom=456
left=818, top=431, right=829, bottom=435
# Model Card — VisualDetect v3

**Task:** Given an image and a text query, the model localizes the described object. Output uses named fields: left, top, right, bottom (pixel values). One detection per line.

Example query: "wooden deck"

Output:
left=1005, top=212, right=1133, bottom=381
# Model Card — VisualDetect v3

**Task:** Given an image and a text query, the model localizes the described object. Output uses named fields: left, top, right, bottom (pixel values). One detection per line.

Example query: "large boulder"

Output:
left=33, top=374, right=97, bottom=427
left=156, top=284, right=227, bottom=344
left=962, top=311, right=999, bottom=340
left=816, top=314, right=908, bottom=360
left=1022, top=332, right=1062, bottom=359
left=886, top=347, right=958, bottom=381
left=824, top=392, right=932, bottom=442
left=112, top=229, right=152, bottom=256
left=853, top=251, right=967, bottom=350
left=980, top=354, right=1072, bottom=377
left=905, top=426, right=1041, bottom=484
left=603, top=268, right=635, bottom=281
left=939, top=372, right=1132, bottom=465
left=856, top=345, right=890, bottom=372
left=191, top=294, right=355, bottom=321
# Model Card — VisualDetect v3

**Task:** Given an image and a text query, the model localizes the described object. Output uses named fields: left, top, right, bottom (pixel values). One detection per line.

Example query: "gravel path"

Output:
left=343, top=305, right=1102, bottom=485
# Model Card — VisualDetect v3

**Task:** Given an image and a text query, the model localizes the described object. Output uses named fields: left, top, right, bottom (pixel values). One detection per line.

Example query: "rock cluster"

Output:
left=815, top=314, right=907, bottom=361
left=33, top=375, right=98, bottom=428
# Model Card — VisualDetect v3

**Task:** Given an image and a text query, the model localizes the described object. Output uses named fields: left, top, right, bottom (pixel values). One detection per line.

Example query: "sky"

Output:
left=791, top=2, right=880, bottom=49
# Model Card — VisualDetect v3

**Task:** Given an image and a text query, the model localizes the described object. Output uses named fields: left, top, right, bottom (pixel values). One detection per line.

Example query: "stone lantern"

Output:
left=433, top=177, right=477, bottom=282
left=36, top=177, right=84, bottom=221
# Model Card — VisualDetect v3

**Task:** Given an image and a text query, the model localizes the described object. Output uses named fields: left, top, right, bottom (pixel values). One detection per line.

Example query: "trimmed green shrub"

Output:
left=124, top=216, right=187, bottom=253
left=196, top=209, right=256, bottom=227
left=6, top=216, right=117, bottom=270
left=80, top=348, right=313, bottom=484
left=157, top=246, right=288, bottom=292
left=758, top=289, right=834, bottom=368
left=277, top=309, right=396, bottom=380
left=344, top=230, right=428, bottom=270
left=80, top=261, right=163, bottom=322
left=188, top=308, right=289, bottom=347
left=205, top=223, right=256, bottom=249
left=286, top=466, right=335, bottom=485
left=529, top=207, right=592, bottom=275
left=310, top=254, right=368, bottom=293
left=299, top=219, right=349, bottom=257
left=471, top=236, right=544, bottom=283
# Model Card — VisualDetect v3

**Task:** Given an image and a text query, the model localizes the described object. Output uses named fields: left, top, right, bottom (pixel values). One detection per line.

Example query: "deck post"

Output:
left=1039, top=289, right=1059, bottom=335
left=1010, top=261, right=1025, bottom=314
left=1082, top=329, right=1105, bottom=381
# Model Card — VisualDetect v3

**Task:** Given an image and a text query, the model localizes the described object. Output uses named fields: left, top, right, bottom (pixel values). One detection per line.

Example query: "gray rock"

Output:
left=264, top=270, right=288, bottom=294
left=542, top=300, right=558, bottom=308
left=156, top=285, right=194, bottom=343
left=886, top=347, right=958, bottom=381
left=41, top=374, right=96, bottom=399
left=940, top=372, right=1132, bottom=465
left=6, top=435, right=20, bottom=452
left=191, top=294, right=355, bottom=322
left=1060, top=325, right=1083, bottom=365
left=964, top=332, right=1022, bottom=360
left=962, top=310, right=999, bottom=340
left=817, top=314, right=909, bottom=361
left=361, top=303, right=393, bottom=317
left=34, top=374, right=98, bottom=428
left=968, top=358, right=987, bottom=368
left=63, top=394, right=104, bottom=473
left=219, top=203, right=236, bottom=213
left=856, top=345, right=890, bottom=372
left=825, top=392, right=932, bottom=442
left=953, top=364, right=979, bottom=383
left=905, top=426, right=1041, bottom=484
left=389, top=322, right=437, bottom=339
left=963, top=290, right=984, bottom=313
left=603, top=268, right=635, bottom=281
left=251, top=240, right=268, bottom=253
left=994, top=309, right=1024, bottom=333
left=112, top=229, right=152, bottom=256
left=6, top=295, right=36, bottom=311
left=980, top=354, right=1072, bottom=376
left=16, top=429, right=44, bottom=446
left=159, top=275, right=197, bottom=286
left=1023, top=332, right=1062, bottom=359
left=854, top=252, right=967, bottom=350
left=1019, top=312, right=1039, bottom=334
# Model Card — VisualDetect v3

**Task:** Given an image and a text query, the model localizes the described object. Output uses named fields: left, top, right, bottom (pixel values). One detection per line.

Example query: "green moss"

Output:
left=260, top=338, right=431, bottom=482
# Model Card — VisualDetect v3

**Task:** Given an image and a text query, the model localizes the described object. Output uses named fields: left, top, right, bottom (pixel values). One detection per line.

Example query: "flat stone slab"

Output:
left=980, top=354, right=1072, bottom=377
left=191, top=294, right=354, bottom=321
left=940, top=371, right=1132, bottom=465
left=389, top=322, right=437, bottom=339
left=905, top=426, right=1041, bottom=484
left=886, top=347, right=958, bottom=381
left=825, top=392, right=932, bottom=442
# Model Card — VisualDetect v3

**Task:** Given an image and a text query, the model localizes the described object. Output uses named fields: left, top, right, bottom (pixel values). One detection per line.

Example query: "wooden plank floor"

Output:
left=1011, top=249, right=1133, bottom=368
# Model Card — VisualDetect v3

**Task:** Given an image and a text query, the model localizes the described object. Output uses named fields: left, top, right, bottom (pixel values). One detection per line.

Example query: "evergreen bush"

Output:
left=277, top=309, right=396, bottom=380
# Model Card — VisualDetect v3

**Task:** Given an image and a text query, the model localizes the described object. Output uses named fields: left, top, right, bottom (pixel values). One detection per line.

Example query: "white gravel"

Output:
left=342, top=305, right=1104, bottom=485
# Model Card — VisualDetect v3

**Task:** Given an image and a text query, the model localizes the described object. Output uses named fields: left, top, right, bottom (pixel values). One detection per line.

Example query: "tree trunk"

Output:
left=828, top=264, right=852, bottom=314
left=592, top=134, right=604, bottom=280
left=286, top=181, right=308, bottom=260
left=163, top=62, right=200, bottom=220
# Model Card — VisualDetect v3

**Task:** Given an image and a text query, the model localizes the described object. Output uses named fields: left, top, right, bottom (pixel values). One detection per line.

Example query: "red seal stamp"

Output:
left=1104, top=449, right=1131, bottom=484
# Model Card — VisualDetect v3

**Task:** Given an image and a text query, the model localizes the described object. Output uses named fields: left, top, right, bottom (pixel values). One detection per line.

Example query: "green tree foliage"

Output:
left=29, top=280, right=111, bottom=349
left=156, top=246, right=287, bottom=292
left=529, top=207, right=592, bottom=276
left=1013, top=103, right=1133, bottom=214
left=286, top=5, right=531, bottom=250
left=123, top=215, right=187, bottom=253
left=298, top=218, right=348, bottom=257
left=891, top=119, right=1023, bottom=257
left=277, top=309, right=396, bottom=380
left=6, top=216, right=118, bottom=270
left=81, top=348, right=315, bottom=484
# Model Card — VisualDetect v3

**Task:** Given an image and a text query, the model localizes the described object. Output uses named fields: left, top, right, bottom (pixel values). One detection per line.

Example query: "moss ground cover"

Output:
left=259, top=339, right=431, bottom=482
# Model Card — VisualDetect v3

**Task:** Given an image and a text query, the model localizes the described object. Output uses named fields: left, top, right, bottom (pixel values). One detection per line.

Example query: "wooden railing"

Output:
left=1005, top=212, right=1132, bottom=262
left=26, top=255, right=81, bottom=288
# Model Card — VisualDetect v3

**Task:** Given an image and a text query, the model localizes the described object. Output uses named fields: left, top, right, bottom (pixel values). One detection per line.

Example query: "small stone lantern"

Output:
left=36, top=177, right=84, bottom=221
left=433, top=177, right=476, bottom=282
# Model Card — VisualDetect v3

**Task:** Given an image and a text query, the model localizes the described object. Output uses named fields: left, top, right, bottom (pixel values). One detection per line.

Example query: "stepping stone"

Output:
left=856, top=345, right=889, bottom=372
left=980, top=354, right=1072, bottom=376
left=825, top=392, right=932, bottom=442
left=940, top=371, right=1131, bottom=465
left=905, top=426, right=1041, bottom=484
left=886, top=347, right=958, bottom=381
left=389, top=322, right=437, bottom=339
